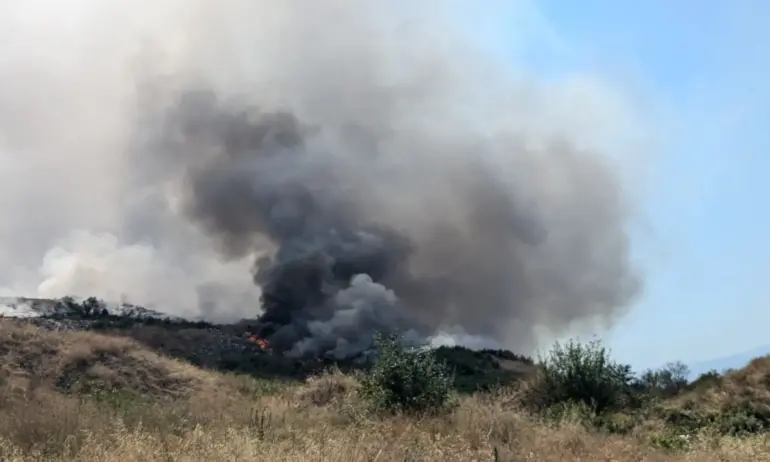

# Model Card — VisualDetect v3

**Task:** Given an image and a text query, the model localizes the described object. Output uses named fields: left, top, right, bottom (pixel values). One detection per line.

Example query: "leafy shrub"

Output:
left=529, top=339, right=634, bottom=414
left=713, top=402, right=770, bottom=436
left=655, top=403, right=770, bottom=438
left=633, top=361, right=690, bottom=398
left=358, top=333, right=453, bottom=415
left=716, top=410, right=767, bottom=436
left=688, top=369, right=722, bottom=391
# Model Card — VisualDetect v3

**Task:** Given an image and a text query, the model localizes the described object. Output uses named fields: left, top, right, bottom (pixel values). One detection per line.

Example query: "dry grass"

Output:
left=1, top=320, right=770, bottom=461
left=670, top=356, right=770, bottom=414
left=0, top=320, right=210, bottom=397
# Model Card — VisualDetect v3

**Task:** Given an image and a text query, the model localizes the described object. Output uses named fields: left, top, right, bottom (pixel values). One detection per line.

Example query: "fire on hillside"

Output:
left=246, top=334, right=272, bottom=354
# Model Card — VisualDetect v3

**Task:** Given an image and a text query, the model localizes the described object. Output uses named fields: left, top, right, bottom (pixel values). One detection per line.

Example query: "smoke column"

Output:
left=0, top=1, right=643, bottom=357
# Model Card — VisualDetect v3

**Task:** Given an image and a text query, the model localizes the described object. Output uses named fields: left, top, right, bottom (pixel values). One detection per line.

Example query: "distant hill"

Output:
left=688, top=344, right=770, bottom=379
left=0, top=295, right=536, bottom=392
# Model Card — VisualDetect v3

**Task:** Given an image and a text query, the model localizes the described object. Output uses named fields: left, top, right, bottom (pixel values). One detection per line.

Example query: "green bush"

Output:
left=358, top=333, right=454, bottom=415
left=632, top=361, right=690, bottom=399
left=654, top=403, right=770, bottom=438
left=716, top=410, right=767, bottom=436
left=529, top=339, right=634, bottom=414
left=688, top=369, right=722, bottom=391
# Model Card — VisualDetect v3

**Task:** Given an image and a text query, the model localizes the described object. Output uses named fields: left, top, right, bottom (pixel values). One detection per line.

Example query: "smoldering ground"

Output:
left=0, top=1, right=642, bottom=358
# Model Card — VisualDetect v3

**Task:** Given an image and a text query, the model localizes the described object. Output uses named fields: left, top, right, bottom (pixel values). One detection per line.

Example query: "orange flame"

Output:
left=247, top=334, right=272, bottom=353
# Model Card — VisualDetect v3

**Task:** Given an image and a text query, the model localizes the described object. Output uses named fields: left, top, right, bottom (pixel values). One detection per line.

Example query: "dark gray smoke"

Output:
left=134, top=83, right=639, bottom=358
left=0, top=1, right=642, bottom=358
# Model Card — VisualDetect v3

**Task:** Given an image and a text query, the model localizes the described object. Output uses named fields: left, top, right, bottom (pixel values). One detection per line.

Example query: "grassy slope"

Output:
left=1, top=319, right=769, bottom=461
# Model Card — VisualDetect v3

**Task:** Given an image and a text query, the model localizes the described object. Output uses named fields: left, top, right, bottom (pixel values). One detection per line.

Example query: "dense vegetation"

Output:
left=359, top=332, right=770, bottom=449
left=1, top=298, right=769, bottom=460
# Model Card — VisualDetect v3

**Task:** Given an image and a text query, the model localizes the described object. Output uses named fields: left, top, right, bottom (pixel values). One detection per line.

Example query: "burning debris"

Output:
left=246, top=333, right=273, bottom=354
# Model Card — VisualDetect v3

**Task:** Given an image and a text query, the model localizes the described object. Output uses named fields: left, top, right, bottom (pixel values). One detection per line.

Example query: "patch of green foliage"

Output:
left=358, top=333, right=454, bottom=415
left=656, top=404, right=770, bottom=438
left=432, top=346, right=532, bottom=393
left=528, top=339, right=637, bottom=414
left=687, top=369, right=723, bottom=391
left=530, top=337, right=770, bottom=444
left=632, top=361, right=690, bottom=399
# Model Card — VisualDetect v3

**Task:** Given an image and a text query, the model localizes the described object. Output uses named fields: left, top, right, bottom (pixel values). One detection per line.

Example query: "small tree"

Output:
left=635, top=361, right=690, bottom=397
left=530, top=339, right=634, bottom=414
left=689, top=369, right=722, bottom=391
left=358, top=333, right=454, bottom=415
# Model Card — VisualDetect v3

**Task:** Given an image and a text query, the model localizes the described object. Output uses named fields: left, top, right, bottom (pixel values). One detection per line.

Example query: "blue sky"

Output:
left=467, top=1, right=770, bottom=370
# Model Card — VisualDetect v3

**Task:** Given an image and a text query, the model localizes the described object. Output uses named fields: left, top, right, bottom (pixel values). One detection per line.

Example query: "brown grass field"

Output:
left=1, top=319, right=769, bottom=461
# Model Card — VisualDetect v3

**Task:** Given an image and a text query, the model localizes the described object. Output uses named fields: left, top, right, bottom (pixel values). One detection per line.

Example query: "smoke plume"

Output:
left=0, top=0, right=642, bottom=357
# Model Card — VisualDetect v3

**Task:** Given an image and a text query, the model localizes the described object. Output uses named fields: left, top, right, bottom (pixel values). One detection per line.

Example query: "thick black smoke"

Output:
left=156, top=92, right=434, bottom=357
left=0, top=1, right=642, bottom=358
left=140, top=86, right=639, bottom=359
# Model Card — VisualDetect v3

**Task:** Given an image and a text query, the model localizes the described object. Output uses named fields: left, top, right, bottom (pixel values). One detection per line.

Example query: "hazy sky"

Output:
left=478, top=0, right=769, bottom=369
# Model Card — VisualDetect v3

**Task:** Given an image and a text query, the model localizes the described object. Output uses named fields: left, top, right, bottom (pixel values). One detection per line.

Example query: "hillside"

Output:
left=688, top=344, right=770, bottom=378
left=0, top=296, right=537, bottom=390
left=1, top=317, right=770, bottom=460
left=666, top=355, right=770, bottom=427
